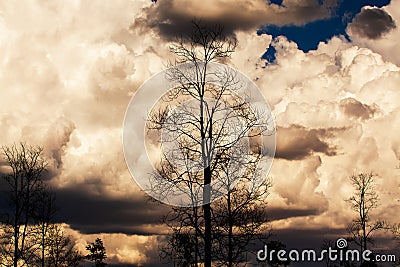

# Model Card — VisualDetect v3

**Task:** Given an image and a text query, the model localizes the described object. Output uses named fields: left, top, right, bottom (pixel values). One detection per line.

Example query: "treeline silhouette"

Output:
left=0, top=143, right=107, bottom=267
left=0, top=141, right=398, bottom=267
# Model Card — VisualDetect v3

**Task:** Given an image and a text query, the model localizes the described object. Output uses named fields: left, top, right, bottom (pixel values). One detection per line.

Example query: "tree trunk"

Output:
left=42, top=223, right=45, bottom=267
left=227, top=190, right=233, bottom=267
left=361, top=192, right=367, bottom=253
left=203, top=166, right=212, bottom=267
left=14, top=225, right=18, bottom=267
left=200, top=92, right=212, bottom=267
left=13, top=173, right=19, bottom=267
left=193, top=206, right=199, bottom=266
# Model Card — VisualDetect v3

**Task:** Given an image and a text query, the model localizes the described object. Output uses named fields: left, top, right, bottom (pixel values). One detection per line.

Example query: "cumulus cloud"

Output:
left=65, top=226, right=163, bottom=266
left=348, top=7, right=396, bottom=39
left=0, top=1, right=168, bottom=264
left=275, top=125, right=340, bottom=160
left=347, top=1, right=400, bottom=65
left=133, top=0, right=339, bottom=39
left=339, top=97, right=378, bottom=120
left=227, top=30, right=400, bottom=236
left=255, top=35, right=400, bottom=235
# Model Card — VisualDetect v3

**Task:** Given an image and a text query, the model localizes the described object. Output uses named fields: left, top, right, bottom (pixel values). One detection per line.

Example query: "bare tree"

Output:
left=160, top=175, right=272, bottom=267
left=346, top=173, right=385, bottom=255
left=1, top=143, right=47, bottom=267
left=212, top=153, right=272, bottom=267
left=46, top=224, right=83, bottom=267
left=160, top=230, right=199, bottom=266
left=0, top=143, right=82, bottom=267
left=149, top=21, right=274, bottom=266
left=31, top=186, right=57, bottom=267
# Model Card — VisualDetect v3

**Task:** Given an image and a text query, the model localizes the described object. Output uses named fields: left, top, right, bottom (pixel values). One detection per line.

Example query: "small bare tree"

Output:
left=346, top=173, right=385, bottom=255
left=31, top=186, right=57, bottom=267
left=212, top=151, right=272, bottom=267
left=46, top=224, right=83, bottom=267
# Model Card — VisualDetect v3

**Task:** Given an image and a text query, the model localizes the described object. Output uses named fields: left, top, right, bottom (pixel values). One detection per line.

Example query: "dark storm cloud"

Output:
left=340, top=97, right=377, bottom=120
left=53, top=185, right=170, bottom=235
left=275, top=125, right=343, bottom=160
left=0, top=171, right=168, bottom=235
left=134, top=0, right=338, bottom=40
left=267, top=206, right=323, bottom=221
left=349, top=7, right=396, bottom=39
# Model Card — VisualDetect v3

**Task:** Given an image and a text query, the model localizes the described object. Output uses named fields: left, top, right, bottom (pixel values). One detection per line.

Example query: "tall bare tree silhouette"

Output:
left=149, top=21, right=274, bottom=266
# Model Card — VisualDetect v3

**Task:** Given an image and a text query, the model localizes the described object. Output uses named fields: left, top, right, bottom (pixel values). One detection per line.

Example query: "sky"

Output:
left=0, top=0, right=400, bottom=266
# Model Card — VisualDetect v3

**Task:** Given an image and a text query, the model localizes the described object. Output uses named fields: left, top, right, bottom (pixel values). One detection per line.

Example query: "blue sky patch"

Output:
left=260, top=0, right=391, bottom=61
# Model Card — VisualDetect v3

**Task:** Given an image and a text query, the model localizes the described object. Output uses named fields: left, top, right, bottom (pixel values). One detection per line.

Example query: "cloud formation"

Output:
left=1, top=0, right=400, bottom=265
left=54, top=185, right=169, bottom=235
left=0, top=1, right=167, bottom=264
left=134, top=0, right=338, bottom=39
left=275, top=125, right=339, bottom=160
left=347, top=1, right=400, bottom=65
left=339, top=97, right=378, bottom=120
left=348, top=7, right=396, bottom=39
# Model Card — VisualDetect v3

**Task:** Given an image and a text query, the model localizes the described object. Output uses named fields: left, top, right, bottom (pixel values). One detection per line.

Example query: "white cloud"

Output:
left=248, top=34, right=400, bottom=231
left=66, top=225, right=161, bottom=266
